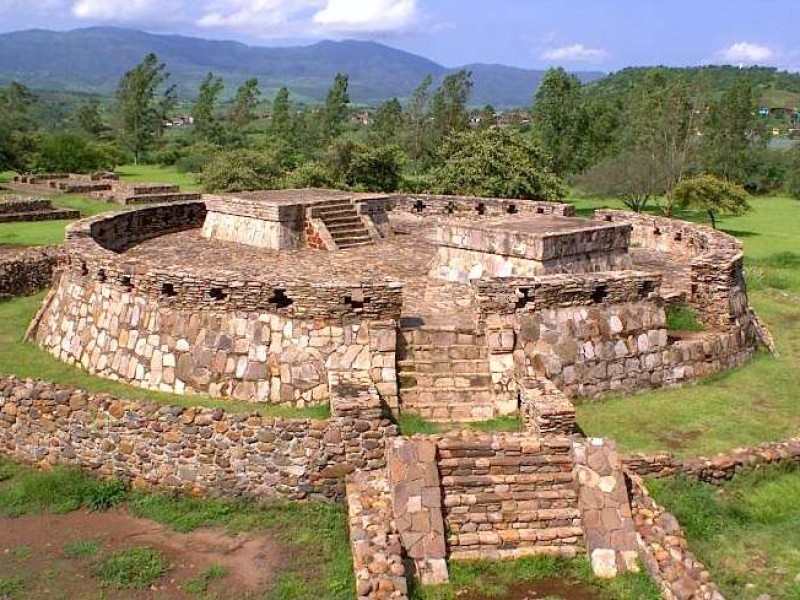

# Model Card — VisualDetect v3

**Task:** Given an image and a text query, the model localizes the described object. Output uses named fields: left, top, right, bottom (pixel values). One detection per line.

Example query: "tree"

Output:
left=404, top=75, right=433, bottom=163
left=325, top=141, right=405, bottom=192
left=371, top=98, right=403, bottom=145
left=322, top=73, right=350, bottom=140
left=427, top=126, right=564, bottom=201
left=73, top=99, right=105, bottom=138
left=228, top=78, right=261, bottom=129
left=430, top=70, right=473, bottom=141
left=269, top=87, right=293, bottom=141
left=192, top=72, right=224, bottom=142
left=700, top=77, right=760, bottom=183
left=671, top=174, right=751, bottom=229
left=477, top=105, right=497, bottom=129
left=114, top=53, right=175, bottom=164
left=0, top=82, right=38, bottom=172
left=576, top=150, right=669, bottom=212
left=198, top=149, right=285, bottom=192
left=532, top=68, right=585, bottom=175
left=35, top=132, right=123, bottom=173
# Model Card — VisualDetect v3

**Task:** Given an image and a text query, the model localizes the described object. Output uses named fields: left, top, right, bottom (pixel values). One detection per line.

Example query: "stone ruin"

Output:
left=10, top=172, right=201, bottom=205
left=0, top=195, right=80, bottom=223
left=1, top=188, right=775, bottom=598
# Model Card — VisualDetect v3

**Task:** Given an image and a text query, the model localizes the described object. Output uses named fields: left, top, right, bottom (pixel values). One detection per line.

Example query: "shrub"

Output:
left=665, top=304, right=704, bottom=332
left=34, top=133, right=125, bottom=173
left=197, top=149, right=285, bottom=192
left=286, top=161, right=338, bottom=189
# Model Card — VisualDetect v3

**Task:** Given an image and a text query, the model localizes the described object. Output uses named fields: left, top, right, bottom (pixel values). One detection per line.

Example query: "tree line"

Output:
left=2, top=53, right=800, bottom=224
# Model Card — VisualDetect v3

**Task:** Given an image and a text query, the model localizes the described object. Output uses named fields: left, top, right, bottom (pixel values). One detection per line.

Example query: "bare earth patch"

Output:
left=457, top=578, right=604, bottom=600
left=0, top=508, right=281, bottom=599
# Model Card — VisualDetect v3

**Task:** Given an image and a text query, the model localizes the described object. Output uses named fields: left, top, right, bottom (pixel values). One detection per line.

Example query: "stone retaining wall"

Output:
left=0, top=196, right=53, bottom=214
left=623, top=437, right=800, bottom=484
left=0, top=246, right=62, bottom=299
left=0, top=376, right=397, bottom=500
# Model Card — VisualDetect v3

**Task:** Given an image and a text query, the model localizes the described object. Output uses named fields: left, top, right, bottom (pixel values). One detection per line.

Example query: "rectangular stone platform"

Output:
left=429, top=215, right=633, bottom=282
left=0, top=196, right=80, bottom=223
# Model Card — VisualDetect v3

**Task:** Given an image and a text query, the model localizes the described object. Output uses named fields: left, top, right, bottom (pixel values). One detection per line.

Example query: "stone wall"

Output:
left=518, top=377, right=575, bottom=435
left=435, top=432, right=584, bottom=560
left=0, top=375, right=397, bottom=500
left=35, top=274, right=399, bottom=407
left=389, top=194, right=575, bottom=217
left=623, top=437, right=800, bottom=484
left=0, top=246, right=62, bottom=299
left=628, top=474, right=724, bottom=600
left=0, top=197, right=53, bottom=214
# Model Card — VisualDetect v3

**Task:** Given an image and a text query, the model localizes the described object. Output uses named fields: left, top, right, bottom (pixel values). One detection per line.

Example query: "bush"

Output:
left=286, top=161, right=338, bottom=189
left=197, top=149, right=285, bottom=192
left=34, top=133, right=125, bottom=173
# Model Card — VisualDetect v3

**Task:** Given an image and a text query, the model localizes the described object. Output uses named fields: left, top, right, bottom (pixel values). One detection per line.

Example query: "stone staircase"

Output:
left=312, top=198, right=373, bottom=249
left=397, top=326, right=496, bottom=422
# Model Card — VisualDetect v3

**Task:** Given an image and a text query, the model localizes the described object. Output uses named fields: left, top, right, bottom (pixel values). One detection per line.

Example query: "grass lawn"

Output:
left=650, top=466, right=800, bottom=600
left=114, top=164, right=200, bottom=192
left=575, top=196, right=800, bottom=457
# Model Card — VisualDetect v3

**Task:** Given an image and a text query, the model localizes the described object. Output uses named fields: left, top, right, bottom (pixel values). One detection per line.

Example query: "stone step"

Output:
left=333, top=234, right=372, bottom=244
left=400, top=329, right=486, bottom=347
left=336, top=240, right=373, bottom=249
left=123, top=192, right=202, bottom=205
left=397, top=358, right=490, bottom=374
left=401, top=386, right=494, bottom=405
left=448, top=526, right=584, bottom=550
left=326, top=220, right=366, bottom=231
left=400, top=401, right=499, bottom=423
left=399, top=372, right=492, bottom=390
left=398, top=346, right=489, bottom=361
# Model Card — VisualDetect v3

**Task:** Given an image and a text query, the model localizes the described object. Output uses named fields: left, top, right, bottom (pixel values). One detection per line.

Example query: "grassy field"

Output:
left=650, top=466, right=800, bottom=600
left=576, top=196, right=800, bottom=457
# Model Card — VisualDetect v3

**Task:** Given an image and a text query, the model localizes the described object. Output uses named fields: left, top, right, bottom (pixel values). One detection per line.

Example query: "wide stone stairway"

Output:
left=313, top=198, right=374, bottom=249
left=397, top=326, right=496, bottom=421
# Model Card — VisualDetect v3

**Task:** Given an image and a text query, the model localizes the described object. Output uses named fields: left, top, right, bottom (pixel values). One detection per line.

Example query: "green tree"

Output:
left=430, top=70, right=473, bottom=141
left=671, top=174, right=751, bottom=229
left=35, top=132, right=124, bottom=173
left=0, top=82, right=38, bottom=171
left=269, top=87, right=293, bottom=141
left=477, top=105, right=497, bottom=129
left=198, top=149, right=285, bottom=192
left=370, top=98, right=403, bottom=145
left=700, top=78, right=760, bottom=183
left=576, top=150, right=668, bottom=213
left=325, top=141, right=405, bottom=192
left=532, top=68, right=585, bottom=175
left=73, top=99, right=105, bottom=138
left=322, top=73, right=350, bottom=141
left=404, top=75, right=434, bottom=163
left=114, top=53, right=175, bottom=164
left=228, top=78, right=261, bottom=129
left=427, top=126, right=564, bottom=200
left=191, top=72, right=225, bottom=142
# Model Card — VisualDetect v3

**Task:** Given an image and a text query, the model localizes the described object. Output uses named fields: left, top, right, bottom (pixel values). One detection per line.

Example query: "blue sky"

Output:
left=3, top=0, right=799, bottom=72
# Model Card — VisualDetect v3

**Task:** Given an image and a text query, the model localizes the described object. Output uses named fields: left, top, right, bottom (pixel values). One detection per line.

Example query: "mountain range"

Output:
left=0, top=27, right=604, bottom=107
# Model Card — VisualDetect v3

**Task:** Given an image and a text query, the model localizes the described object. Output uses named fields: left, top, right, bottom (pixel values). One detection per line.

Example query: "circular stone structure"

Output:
left=31, top=190, right=770, bottom=421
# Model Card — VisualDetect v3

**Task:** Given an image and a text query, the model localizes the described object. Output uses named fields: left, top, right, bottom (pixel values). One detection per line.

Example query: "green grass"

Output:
left=91, top=546, right=168, bottom=589
left=0, top=293, right=330, bottom=419
left=650, top=466, right=800, bottom=599
left=115, top=164, right=200, bottom=192
left=183, top=565, right=228, bottom=596
left=63, top=540, right=101, bottom=559
left=0, top=577, right=26, bottom=597
left=576, top=195, right=800, bottom=457
left=396, top=413, right=523, bottom=435
left=0, top=456, right=356, bottom=599
left=665, top=304, right=704, bottom=332
left=410, top=555, right=661, bottom=600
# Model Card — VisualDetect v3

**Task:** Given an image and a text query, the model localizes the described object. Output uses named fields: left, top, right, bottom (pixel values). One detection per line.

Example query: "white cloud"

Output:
left=540, top=43, right=608, bottom=62
left=719, top=42, right=775, bottom=63
left=196, top=0, right=322, bottom=30
left=72, top=0, right=185, bottom=23
left=313, top=0, right=417, bottom=32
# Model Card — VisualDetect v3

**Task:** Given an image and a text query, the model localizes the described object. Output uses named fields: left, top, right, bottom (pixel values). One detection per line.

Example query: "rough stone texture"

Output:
left=0, top=246, right=62, bottom=299
left=623, top=437, right=800, bottom=484
left=386, top=438, right=448, bottom=585
left=346, top=470, right=409, bottom=600
left=629, top=474, right=724, bottom=600
left=573, top=439, right=638, bottom=578
left=389, top=194, right=575, bottom=217
left=518, top=377, right=575, bottom=435
left=9, top=173, right=114, bottom=195
left=435, top=432, right=584, bottom=561
left=428, top=217, right=632, bottom=283
left=0, top=195, right=80, bottom=223
left=0, top=375, right=397, bottom=500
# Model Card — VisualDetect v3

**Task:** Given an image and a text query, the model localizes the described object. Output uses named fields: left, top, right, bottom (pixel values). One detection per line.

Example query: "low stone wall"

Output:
left=0, top=196, right=53, bottom=214
left=0, top=246, right=62, bottom=299
left=518, top=377, right=575, bottom=435
left=345, top=470, right=409, bottom=600
left=389, top=194, right=575, bottom=217
left=623, top=437, right=800, bottom=484
left=435, top=432, right=584, bottom=560
left=628, top=474, right=724, bottom=600
left=0, top=376, right=398, bottom=500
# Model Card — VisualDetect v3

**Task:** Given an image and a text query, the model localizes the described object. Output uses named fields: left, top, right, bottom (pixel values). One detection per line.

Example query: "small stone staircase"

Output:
left=312, top=198, right=373, bottom=249
left=397, top=326, right=496, bottom=422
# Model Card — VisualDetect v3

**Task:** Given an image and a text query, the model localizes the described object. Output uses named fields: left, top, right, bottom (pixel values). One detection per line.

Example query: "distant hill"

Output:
left=0, top=27, right=603, bottom=107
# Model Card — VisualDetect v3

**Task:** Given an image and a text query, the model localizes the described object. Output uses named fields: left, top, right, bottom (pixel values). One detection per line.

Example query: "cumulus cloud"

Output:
left=718, top=42, right=775, bottom=63
left=313, top=0, right=417, bottom=32
left=540, top=43, right=608, bottom=62
left=196, top=0, right=322, bottom=30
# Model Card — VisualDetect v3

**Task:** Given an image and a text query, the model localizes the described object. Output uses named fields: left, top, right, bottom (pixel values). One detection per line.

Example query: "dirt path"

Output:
left=0, top=508, right=282, bottom=599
